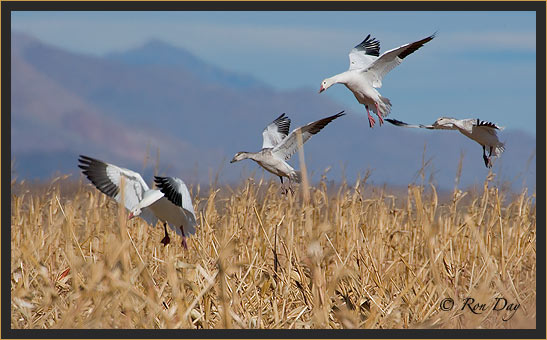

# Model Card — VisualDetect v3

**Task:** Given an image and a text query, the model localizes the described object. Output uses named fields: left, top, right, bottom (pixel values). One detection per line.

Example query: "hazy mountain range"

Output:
left=11, top=32, right=536, bottom=191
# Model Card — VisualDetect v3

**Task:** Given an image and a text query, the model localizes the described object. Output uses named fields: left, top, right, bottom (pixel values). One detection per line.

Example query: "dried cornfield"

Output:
left=10, top=173, right=536, bottom=329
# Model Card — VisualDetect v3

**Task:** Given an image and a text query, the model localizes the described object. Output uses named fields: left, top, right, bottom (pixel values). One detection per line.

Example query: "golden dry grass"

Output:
left=10, top=173, right=536, bottom=329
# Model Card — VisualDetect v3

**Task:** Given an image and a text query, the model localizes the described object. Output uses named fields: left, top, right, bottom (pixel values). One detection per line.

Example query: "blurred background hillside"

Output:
left=10, top=11, right=537, bottom=191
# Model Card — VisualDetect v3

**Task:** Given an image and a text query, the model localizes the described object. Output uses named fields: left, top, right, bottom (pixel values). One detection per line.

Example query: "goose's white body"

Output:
left=78, top=155, right=197, bottom=245
left=243, top=149, right=300, bottom=181
left=138, top=189, right=197, bottom=237
left=319, top=33, right=435, bottom=128
left=230, top=112, right=345, bottom=187
left=444, top=119, right=504, bottom=156
left=325, top=71, right=392, bottom=123
left=386, top=117, right=505, bottom=168
left=152, top=176, right=197, bottom=237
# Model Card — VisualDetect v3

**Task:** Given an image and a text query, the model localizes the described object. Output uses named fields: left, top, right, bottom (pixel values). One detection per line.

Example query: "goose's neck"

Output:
left=443, top=118, right=461, bottom=130
left=330, top=71, right=352, bottom=85
left=242, top=152, right=259, bottom=161
left=434, top=118, right=460, bottom=130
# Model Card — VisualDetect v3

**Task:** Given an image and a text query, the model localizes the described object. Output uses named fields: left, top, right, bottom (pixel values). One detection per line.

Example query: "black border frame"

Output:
left=2, top=1, right=545, bottom=339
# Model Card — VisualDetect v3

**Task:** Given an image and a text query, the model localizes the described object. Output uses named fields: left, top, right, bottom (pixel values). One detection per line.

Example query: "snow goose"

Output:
left=319, top=33, right=435, bottom=128
left=78, top=155, right=197, bottom=248
left=230, top=111, right=345, bottom=192
left=386, top=117, right=505, bottom=168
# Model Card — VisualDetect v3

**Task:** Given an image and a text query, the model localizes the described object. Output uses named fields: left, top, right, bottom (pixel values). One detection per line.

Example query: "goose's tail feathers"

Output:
left=290, top=171, right=302, bottom=183
left=494, top=142, right=505, bottom=157
left=378, top=96, right=392, bottom=117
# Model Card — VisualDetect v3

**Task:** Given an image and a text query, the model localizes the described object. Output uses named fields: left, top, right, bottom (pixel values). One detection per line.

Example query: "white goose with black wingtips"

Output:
left=153, top=176, right=197, bottom=248
left=386, top=117, right=505, bottom=168
left=78, top=155, right=197, bottom=248
left=319, top=33, right=436, bottom=128
left=230, top=111, right=345, bottom=193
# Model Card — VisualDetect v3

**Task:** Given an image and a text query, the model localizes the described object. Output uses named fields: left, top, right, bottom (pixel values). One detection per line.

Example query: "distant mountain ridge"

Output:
left=105, top=39, right=265, bottom=90
left=11, top=32, right=536, bottom=191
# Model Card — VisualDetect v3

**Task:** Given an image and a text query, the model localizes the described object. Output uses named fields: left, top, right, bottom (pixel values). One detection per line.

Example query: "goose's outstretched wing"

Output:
left=262, top=113, right=291, bottom=149
left=348, top=34, right=381, bottom=71
left=78, top=155, right=158, bottom=225
left=475, top=119, right=505, bottom=131
left=386, top=118, right=434, bottom=129
left=362, top=33, right=435, bottom=88
left=471, top=119, right=505, bottom=140
left=272, top=111, right=345, bottom=161
left=154, top=176, right=197, bottom=235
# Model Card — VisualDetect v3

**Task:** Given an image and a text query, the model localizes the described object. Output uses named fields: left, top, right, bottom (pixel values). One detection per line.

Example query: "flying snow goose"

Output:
left=230, top=111, right=345, bottom=192
left=386, top=117, right=505, bottom=168
left=78, top=155, right=197, bottom=248
left=319, top=33, right=435, bottom=128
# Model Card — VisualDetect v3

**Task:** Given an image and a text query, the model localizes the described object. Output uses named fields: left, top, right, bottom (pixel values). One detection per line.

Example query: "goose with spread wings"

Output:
left=386, top=117, right=505, bottom=168
left=319, top=33, right=435, bottom=128
left=78, top=155, right=197, bottom=248
left=230, top=111, right=345, bottom=192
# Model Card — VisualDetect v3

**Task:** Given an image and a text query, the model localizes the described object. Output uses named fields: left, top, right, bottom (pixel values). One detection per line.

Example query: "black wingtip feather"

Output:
left=308, top=111, right=345, bottom=135
left=271, top=113, right=291, bottom=136
left=354, top=34, right=380, bottom=57
left=77, top=155, right=120, bottom=198
left=154, top=176, right=183, bottom=207
left=78, top=154, right=100, bottom=164
left=273, top=113, right=286, bottom=121
left=398, top=34, right=435, bottom=60
left=477, top=120, right=500, bottom=130
left=385, top=118, right=408, bottom=126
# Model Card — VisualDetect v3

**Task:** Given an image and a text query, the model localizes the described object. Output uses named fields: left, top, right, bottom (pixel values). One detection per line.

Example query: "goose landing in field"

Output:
left=319, top=33, right=435, bottom=128
left=78, top=155, right=197, bottom=248
left=386, top=117, right=505, bottom=168
left=230, top=111, right=345, bottom=193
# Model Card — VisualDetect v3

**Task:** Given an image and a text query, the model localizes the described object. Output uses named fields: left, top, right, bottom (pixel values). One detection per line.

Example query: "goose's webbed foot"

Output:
left=160, top=235, right=171, bottom=246
left=374, top=102, right=384, bottom=126
left=180, top=226, right=188, bottom=250
left=160, top=223, right=170, bottom=246
left=365, top=105, right=376, bottom=128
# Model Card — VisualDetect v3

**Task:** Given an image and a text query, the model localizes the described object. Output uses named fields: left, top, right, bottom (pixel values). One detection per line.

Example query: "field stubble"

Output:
left=11, top=173, right=536, bottom=329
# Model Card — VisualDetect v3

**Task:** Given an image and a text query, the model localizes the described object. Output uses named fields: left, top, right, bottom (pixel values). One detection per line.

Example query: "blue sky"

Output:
left=12, top=11, right=537, bottom=135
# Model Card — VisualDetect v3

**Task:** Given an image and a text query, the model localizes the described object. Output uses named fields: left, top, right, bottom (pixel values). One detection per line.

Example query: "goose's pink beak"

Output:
left=319, top=85, right=324, bottom=93
left=128, top=212, right=134, bottom=220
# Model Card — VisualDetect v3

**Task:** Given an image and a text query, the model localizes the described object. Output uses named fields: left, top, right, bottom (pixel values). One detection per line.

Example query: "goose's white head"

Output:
left=319, top=78, right=334, bottom=93
left=128, top=206, right=142, bottom=220
left=230, top=152, right=249, bottom=163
